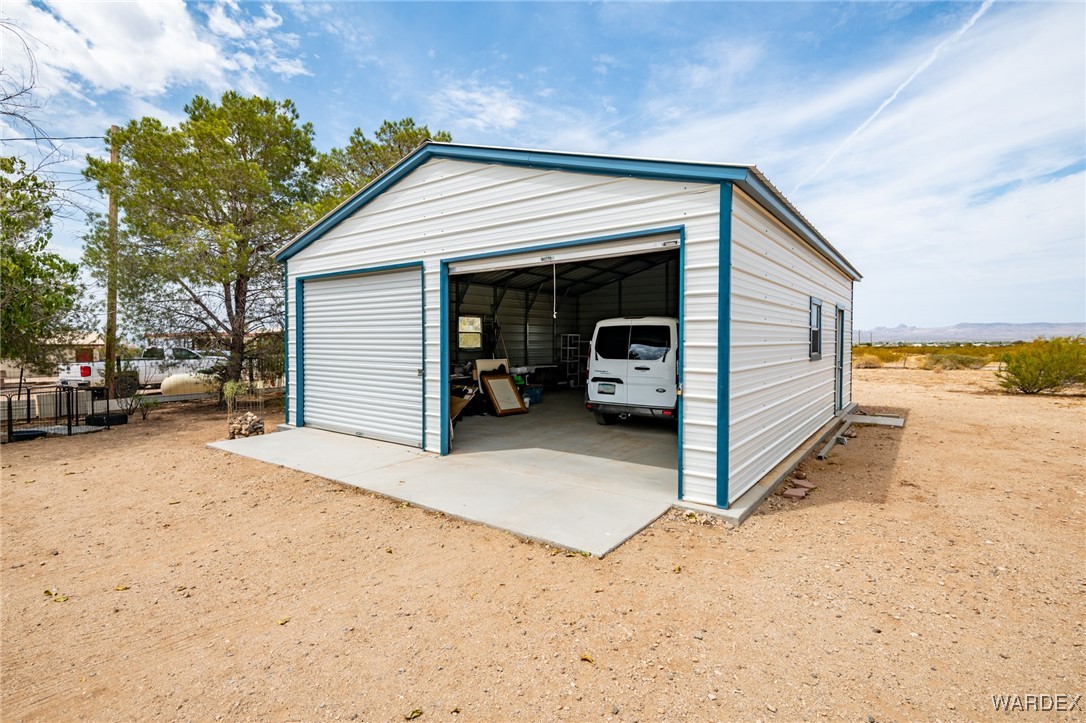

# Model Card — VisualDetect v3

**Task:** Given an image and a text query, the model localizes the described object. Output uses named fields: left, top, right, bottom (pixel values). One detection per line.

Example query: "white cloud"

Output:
left=6, top=1, right=232, bottom=96
left=0, top=0, right=312, bottom=266
left=797, top=6, right=1084, bottom=325
left=430, top=80, right=526, bottom=133
left=281, top=0, right=334, bottom=24
left=643, top=38, right=764, bottom=101
left=593, top=53, right=617, bottom=76
left=793, top=0, right=995, bottom=193
left=2, top=0, right=309, bottom=102
left=206, top=0, right=246, bottom=39
left=604, top=2, right=1084, bottom=326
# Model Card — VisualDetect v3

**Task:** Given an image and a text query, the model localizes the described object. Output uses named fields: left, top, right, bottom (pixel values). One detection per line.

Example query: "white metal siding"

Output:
left=285, top=159, right=722, bottom=505
left=300, top=269, right=423, bottom=446
left=728, top=189, right=853, bottom=503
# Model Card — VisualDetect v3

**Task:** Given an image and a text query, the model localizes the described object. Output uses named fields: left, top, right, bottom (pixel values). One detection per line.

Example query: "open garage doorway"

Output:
left=444, top=238, right=681, bottom=497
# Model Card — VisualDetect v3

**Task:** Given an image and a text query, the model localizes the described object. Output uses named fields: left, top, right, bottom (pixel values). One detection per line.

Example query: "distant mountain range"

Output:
left=857, top=322, right=1086, bottom=344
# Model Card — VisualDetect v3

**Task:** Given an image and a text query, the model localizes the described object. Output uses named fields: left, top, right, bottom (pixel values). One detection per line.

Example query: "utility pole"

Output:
left=103, top=124, right=119, bottom=396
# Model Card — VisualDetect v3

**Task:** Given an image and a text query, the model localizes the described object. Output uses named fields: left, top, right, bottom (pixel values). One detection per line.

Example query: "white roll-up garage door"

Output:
left=300, top=267, right=423, bottom=447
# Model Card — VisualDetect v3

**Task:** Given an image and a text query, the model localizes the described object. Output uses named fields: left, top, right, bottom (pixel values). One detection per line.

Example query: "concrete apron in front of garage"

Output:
left=208, top=427, right=675, bottom=557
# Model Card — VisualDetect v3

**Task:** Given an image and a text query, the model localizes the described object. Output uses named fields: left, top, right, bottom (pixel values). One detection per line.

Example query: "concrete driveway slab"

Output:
left=209, top=427, right=675, bottom=557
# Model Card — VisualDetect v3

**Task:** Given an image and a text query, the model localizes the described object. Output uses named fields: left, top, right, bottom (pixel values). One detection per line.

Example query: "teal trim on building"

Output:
left=283, top=268, right=289, bottom=423
left=716, top=183, right=733, bottom=508
left=439, top=224, right=686, bottom=502
left=439, top=262, right=450, bottom=455
left=275, top=143, right=861, bottom=284
left=275, top=142, right=860, bottom=512
left=294, top=277, right=305, bottom=426
left=676, top=226, right=687, bottom=502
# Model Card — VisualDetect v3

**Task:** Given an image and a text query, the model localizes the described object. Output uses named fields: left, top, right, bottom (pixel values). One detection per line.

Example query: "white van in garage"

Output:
left=584, top=316, right=678, bottom=425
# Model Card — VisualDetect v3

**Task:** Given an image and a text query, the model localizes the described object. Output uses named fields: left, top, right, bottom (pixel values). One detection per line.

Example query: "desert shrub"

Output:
left=135, top=396, right=158, bottom=420
left=918, top=353, right=989, bottom=371
left=114, top=390, right=159, bottom=419
left=996, top=336, right=1086, bottom=394
left=854, top=354, right=884, bottom=369
left=108, top=369, right=143, bottom=417
left=113, top=393, right=159, bottom=419
left=222, top=380, right=242, bottom=414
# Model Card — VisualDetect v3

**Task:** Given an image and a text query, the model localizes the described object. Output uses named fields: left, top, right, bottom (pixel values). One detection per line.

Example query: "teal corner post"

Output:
left=420, top=265, right=427, bottom=451
left=294, top=277, right=306, bottom=427
left=282, top=266, right=289, bottom=423
left=439, top=261, right=450, bottom=455
left=676, top=226, right=686, bottom=502
left=716, top=183, right=733, bottom=508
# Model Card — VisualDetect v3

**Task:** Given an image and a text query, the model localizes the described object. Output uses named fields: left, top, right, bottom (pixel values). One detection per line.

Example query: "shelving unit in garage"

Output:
left=560, top=334, right=581, bottom=387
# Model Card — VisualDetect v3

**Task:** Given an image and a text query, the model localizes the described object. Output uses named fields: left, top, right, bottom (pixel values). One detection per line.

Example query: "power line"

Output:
left=2, top=135, right=106, bottom=141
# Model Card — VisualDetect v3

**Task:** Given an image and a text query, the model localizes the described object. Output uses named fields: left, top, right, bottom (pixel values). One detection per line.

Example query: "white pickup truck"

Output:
left=57, top=347, right=222, bottom=388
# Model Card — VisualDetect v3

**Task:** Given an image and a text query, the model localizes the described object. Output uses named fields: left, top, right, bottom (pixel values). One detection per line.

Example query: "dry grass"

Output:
left=853, top=353, right=884, bottom=369
left=916, top=353, right=990, bottom=370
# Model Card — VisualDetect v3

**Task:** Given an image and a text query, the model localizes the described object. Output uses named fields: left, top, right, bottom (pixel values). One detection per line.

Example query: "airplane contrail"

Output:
left=792, top=0, right=996, bottom=194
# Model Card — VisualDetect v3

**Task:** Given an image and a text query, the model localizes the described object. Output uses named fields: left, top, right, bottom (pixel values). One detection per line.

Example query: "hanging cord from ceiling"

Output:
left=552, top=264, right=557, bottom=319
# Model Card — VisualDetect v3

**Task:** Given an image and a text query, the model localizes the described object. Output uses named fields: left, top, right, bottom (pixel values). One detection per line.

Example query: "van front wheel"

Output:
left=594, top=412, right=618, bottom=425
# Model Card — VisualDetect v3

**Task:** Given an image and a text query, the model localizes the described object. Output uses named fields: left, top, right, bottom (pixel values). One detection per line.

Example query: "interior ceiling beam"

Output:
left=455, top=274, right=474, bottom=305
left=612, top=257, right=659, bottom=275
left=452, top=248, right=677, bottom=294
left=492, top=266, right=585, bottom=287
left=491, top=285, right=509, bottom=314
left=526, top=280, right=546, bottom=312
left=578, top=260, right=620, bottom=274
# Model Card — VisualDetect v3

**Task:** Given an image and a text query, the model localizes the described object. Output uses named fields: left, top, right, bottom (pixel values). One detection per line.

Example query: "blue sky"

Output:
left=3, top=0, right=1084, bottom=330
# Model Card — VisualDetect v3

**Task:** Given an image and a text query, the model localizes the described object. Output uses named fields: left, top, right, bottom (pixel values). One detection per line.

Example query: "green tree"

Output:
left=0, top=156, right=83, bottom=373
left=316, top=117, right=451, bottom=211
left=83, top=92, right=320, bottom=382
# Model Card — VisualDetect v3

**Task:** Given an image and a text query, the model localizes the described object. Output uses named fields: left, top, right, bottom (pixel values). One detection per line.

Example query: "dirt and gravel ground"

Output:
left=2, top=369, right=1083, bottom=721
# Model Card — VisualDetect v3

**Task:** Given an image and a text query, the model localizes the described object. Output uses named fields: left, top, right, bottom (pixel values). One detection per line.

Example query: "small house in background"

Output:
left=69, top=333, right=106, bottom=363
left=0, top=333, right=107, bottom=387
left=275, top=143, right=861, bottom=511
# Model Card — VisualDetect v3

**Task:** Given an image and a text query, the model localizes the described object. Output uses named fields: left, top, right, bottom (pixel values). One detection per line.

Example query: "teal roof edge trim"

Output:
left=276, top=142, right=862, bottom=281
left=740, top=170, right=862, bottom=281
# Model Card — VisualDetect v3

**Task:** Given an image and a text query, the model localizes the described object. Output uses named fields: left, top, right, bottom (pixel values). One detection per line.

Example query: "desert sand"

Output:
left=2, top=368, right=1083, bottom=720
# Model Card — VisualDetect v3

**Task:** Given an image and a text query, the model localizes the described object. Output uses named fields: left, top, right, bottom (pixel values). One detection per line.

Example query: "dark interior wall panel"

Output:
left=452, top=255, right=678, bottom=368
left=576, top=261, right=678, bottom=338
left=453, top=284, right=560, bottom=367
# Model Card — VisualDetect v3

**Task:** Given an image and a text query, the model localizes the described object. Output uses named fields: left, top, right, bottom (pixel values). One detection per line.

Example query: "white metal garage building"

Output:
left=276, top=143, right=861, bottom=510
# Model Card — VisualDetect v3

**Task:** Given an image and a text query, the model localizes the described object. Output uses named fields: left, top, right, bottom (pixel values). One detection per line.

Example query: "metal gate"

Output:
left=299, top=266, right=424, bottom=447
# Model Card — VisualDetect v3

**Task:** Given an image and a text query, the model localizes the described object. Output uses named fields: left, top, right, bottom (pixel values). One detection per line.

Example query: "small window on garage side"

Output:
left=458, top=315, right=483, bottom=351
left=809, top=298, right=823, bottom=360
